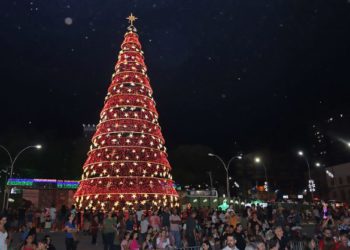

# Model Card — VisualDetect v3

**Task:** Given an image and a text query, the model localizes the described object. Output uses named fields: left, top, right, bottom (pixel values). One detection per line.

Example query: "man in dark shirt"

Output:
left=162, top=207, right=171, bottom=229
left=233, top=223, right=246, bottom=250
left=18, top=206, right=26, bottom=229
left=185, top=211, right=197, bottom=247
left=274, top=226, right=289, bottom=250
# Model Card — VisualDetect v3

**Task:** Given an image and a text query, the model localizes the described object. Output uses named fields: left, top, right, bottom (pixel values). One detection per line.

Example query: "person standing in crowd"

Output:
left=161, top=207, right=171, bottom=230
left=26, top=206, right=34, bottom=227
left=58, top=205, right=68, bottom=230
left=44, top=235, right=56, bottom=250
left=156, top=229, right=171, bottom=249
left=202, top=240, right=212, bottom=250
left=44, top=208, right=52, bottom=233
left=318, top=227, right=337, bottom=250
left=212, top=211, right=219, bottom=224
left=255, top=241, right=266, bottom=250
left=18, top=205, right=26, bottom=230
left=49, top=204, right=56, bottom=231
left=90, top=215, right=99, bottom=245
left=140, top=214, right=149, bottom=243
left=268, top=238, right=280, bottom=250
left=228, top=211, right=239, bottom=229
left=37, top=239, right=48, bottom=250
left=304, top=237, right=316, bottom=250
left=20, top=234, right=36, bottom=250
left=337, top=234, right=350, bottom=250
left=64, top=213, right=78, bottom=250
left=149, top=211, right=161, bottom=232
left=39, top=209, right=46, bottom=232
left=142, top=233, right=154, bottom=250
left=125, top=214, right=135, bottom=232
left=234, top=223, right=246, bottom=250
left=20, top=224, right=30, bottom=242
left=129, top=232, right=140, bottom=250
left=117, top=210, right=126, bottom=240
left=70, top=205, right=77, bottom=218
left=219, top=211, right=226, bottom=224
left=185, top=211, right=197, bottom=247
left=222, top=235, right=239, bottom=250
left=248, top=213, right=262, bottom=236
left=274, top=226, right=289, bottom=250
left=170, top=208, right=182, bottom=249
left=102, top=211, right=117, bottom=250
left=0, top=215, right=9, bottom=250
left=313, top=206, right=321, bottom=223
left=121, top=232, right=130, bottom=250
left=136, top=206, right=144, bottom=226
left=251, top=224, right=265, bottom=242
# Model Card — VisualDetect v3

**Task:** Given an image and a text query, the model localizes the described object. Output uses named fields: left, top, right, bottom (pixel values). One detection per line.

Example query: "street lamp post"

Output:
left=0, top=144, right=42, bottom=210
left=254, top=157, right=269, bottom=192
left=208, top=153, right=242, bottom=199
left=206, top=171, right=213, bottom=190
left=297, top=151, right=315, bottom=201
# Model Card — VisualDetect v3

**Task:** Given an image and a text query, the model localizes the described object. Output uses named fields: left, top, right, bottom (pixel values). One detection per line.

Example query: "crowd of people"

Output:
left=0, top=201, right=349, bottom=250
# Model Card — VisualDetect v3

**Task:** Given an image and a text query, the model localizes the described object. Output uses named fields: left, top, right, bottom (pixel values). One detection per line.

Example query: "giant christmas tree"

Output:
left=74, top=14, right=178, bottom=211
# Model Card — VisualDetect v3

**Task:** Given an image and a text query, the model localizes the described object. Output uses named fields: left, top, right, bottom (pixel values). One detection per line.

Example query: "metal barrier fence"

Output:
left=290, top=241, right=304, bottom=250
left=171, top=241, right=312, bottom=250
left=173, top=248, right=200, bottom=250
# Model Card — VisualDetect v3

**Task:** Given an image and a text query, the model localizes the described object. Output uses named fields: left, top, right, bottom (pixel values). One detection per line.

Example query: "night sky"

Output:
left=1, top=0, right=350, bottom=192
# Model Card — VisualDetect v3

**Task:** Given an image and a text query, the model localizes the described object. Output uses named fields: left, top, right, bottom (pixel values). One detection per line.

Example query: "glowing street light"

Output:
left=0, top=144, right=43, bottom=210
left=208, top=153, right=243, bottom=199
left=297, top=150, right=315, bottom=200
left=315, top=162, right=321, bottom=167
left=254, top=157, right=268, bottom=191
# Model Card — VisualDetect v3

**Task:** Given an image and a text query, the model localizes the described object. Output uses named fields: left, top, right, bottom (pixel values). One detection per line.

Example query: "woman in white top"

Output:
left=0, top=215, right=9, bottom=250
left=156, top=229, right=171, bottom=250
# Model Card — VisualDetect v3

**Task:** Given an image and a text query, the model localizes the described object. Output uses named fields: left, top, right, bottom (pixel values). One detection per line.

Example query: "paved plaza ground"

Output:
left=11, top=231, right=102, bottom=250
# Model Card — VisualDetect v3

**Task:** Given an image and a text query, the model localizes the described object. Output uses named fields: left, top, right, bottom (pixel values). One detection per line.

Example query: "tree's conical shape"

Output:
left=74, top=16, right=178, bottom=210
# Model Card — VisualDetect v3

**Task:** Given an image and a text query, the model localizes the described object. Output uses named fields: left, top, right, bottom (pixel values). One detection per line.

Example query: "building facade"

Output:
left=325, top=163, right=350, bottom=202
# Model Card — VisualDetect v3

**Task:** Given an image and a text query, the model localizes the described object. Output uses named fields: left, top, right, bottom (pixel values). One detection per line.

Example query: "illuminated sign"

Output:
left=7, top=178, right=79, bottom=189
left=186, top=190, right=218, bottom=198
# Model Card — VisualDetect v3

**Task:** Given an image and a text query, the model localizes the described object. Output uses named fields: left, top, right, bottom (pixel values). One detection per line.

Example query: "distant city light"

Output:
left=326, top=170, right=334, bottom=178
left=308, top=179, right=316, bottom=192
